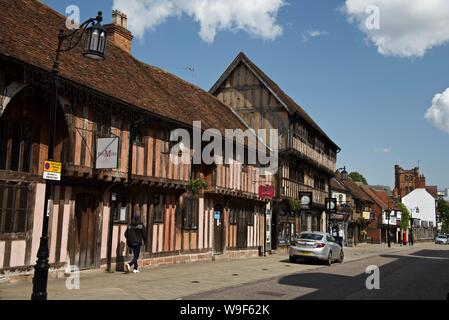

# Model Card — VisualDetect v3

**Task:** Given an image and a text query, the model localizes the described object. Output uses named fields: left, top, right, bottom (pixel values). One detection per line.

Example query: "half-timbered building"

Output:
left=0, top=0, right=270, bottom=279
left=210, top=52, right=340, bottom=249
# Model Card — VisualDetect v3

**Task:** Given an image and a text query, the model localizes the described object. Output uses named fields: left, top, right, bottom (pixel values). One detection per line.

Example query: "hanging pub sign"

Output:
left=299, top=192, right=313, bottom=210
left=325, top=198, right=337, bottom=214
left=96, top=137, right=119, bottom=169
left=259, top=185, right=275, bottom=199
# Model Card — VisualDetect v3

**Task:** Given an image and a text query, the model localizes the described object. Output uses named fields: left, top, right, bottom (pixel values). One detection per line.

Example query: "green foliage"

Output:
left=348, top=172, right=368, bottom=185
left=187, top=179, right=208, bottom=194
left=398, top=202, right=410, bottom=231
left=437, top=199, right=449, bottom=233
left=289, top=199, right=301, bottom=211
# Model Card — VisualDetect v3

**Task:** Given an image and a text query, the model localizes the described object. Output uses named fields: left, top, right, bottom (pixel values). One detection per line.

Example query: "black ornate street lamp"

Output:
left=31, top=12, right=108, bottom=301
left=337, top=166, right=348, bottom=181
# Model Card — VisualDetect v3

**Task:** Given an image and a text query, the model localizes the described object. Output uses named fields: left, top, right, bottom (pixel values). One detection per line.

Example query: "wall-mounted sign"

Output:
left=214, top=211, right=221, bottom=221
left=96, top=137, right=119, bottom=169
left=43, top=160, right=62, bottom=181
left=259, top=185, right=275, bottom=199
left=299, top=192, right=313, bottom=210
left=325, top=198, right=337, bottom=214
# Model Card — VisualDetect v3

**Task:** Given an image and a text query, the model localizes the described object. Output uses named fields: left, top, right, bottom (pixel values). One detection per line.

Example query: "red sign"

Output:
left=259, top=185, right=275, bottom=199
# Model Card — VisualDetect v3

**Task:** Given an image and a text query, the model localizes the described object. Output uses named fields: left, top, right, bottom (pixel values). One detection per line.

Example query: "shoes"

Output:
left=133, top=269, right=140, bottom=274
left=125, top=263, right=131, bottom=273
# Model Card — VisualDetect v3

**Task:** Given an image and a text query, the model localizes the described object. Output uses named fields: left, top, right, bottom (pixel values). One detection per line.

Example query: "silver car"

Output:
left=289, top=232, right=344, bottom=265
left=435, top=234, right=449, bottom=245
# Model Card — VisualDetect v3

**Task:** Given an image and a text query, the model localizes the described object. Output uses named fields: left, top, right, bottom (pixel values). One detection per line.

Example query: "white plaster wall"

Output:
left=402, top=189, right=436, bottom=225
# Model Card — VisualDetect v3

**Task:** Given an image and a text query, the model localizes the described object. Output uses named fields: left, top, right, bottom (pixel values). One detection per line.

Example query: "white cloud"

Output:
left=302, top=30, right=328, bottom=42
left=375, top=148, right=392, bottom=153
left=343, top=0, right=449, bottom=58
left=425, top=88, right=449, bottom=134
left=112, top=0, right=285, bottom=43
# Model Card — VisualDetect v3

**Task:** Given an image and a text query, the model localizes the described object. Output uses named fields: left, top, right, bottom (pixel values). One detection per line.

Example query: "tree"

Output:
left=398, top=202, right=410, bottom=231
left=349, top=172, right=368, bottom=185
left=437, top=199, right=449, bottom=233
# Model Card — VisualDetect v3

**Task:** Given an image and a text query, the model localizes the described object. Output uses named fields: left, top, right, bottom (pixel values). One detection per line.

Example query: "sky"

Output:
left=43, top=0, right=449, bottom=190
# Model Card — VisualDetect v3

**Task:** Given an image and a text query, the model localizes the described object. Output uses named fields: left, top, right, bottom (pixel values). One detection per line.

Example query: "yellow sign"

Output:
left=44, top=161, right=62, bottom=174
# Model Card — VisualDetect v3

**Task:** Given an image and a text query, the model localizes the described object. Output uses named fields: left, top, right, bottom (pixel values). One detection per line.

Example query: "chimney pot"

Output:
left=106, top=10, right=133, bottom=54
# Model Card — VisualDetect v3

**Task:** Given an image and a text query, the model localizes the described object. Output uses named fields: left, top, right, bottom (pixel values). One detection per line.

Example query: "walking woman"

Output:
left=124, top=214, right=147, bottom=274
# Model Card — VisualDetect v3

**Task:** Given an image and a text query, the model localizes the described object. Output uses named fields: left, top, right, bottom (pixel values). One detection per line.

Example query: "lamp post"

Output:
left=386, top=209, right=391, bottom=248
left=329, top=166, right=348, bottom=234
left=31, top=12, right=108, bottom=301
left=409, top=207, right=419, bottom=246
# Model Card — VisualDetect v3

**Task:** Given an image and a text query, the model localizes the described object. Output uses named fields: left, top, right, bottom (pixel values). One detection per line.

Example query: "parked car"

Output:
left=289, top=232, right=344, bottom=265
left=435, top=234, right=449, bottom=245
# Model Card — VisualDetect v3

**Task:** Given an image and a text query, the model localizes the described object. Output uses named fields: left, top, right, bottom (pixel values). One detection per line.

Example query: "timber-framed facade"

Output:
left=210, top=52, right=340, bottom=249
left=0, top=0, right=271, bottom=279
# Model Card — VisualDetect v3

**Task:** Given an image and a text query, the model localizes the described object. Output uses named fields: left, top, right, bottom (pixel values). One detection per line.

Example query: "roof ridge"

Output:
left=210, top=51, right=339, bottom=150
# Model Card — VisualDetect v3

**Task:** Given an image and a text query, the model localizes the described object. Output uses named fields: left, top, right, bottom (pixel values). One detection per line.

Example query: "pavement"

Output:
left=0, top=242, right=444, bottom=300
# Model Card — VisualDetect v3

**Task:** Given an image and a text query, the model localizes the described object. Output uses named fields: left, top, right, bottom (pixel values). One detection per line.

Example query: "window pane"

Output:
left=15, top=209, right=27, bottom=233
left=19, top=186, right=28, bottom=210
left=4, top=209, right=14, bottom=233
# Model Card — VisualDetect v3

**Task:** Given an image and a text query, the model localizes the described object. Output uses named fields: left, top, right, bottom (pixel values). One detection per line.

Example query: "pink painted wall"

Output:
left=31, top=183, right=45, bottom=261
left=100, top=191, right=110, bottom=260
left=9, top=240, right=26, bottom=267
left=59, top=187, right=72, bottom=263
left=0, top=241, right=5, bottom=267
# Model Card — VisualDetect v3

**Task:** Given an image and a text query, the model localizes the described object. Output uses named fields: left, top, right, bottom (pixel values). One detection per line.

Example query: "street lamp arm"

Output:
left=57, top=13, right=103, bottom=53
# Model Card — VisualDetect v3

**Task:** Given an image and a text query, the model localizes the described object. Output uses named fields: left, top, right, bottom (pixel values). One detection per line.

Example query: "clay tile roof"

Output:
left=425, top=186, right=438, bottom=199
left=0, top=0, right=247, bottom=133
left=342, top=179, right=372, bottom=203
left=361, top=186, right=388, bottom=209
left=210, top=52, right=340, bottom=150
left=331, top=177, right=347, bottom=193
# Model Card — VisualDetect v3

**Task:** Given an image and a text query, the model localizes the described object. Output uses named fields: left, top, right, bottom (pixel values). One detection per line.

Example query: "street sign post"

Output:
left=43, top=160, right=62, bottom=181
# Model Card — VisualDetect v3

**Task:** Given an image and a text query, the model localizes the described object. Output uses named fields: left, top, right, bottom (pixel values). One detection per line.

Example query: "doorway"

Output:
left=213, top=204, right=224, bottom=255
left=72, top=193, right=97, bottom=270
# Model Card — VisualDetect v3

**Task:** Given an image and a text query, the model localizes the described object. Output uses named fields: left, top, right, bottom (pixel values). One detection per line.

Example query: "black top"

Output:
left=125, top=220, right=147, bottom=246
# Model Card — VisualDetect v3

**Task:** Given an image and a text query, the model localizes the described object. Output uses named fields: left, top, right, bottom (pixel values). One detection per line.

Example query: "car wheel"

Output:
left=338, top=250, right=344, bottom=263
left=326, top=252, right=332, bottom=266
left=289, top=256, right=297, bottom=263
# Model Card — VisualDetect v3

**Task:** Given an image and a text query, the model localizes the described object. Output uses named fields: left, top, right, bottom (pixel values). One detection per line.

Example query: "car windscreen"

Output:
left=299, top=234, right=324, bottom=241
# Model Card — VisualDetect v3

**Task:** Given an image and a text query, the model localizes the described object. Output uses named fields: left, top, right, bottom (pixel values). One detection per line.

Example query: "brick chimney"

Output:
left=416, top=175, right=426, bottom=188
left=105, top=10, right=133, bottom=54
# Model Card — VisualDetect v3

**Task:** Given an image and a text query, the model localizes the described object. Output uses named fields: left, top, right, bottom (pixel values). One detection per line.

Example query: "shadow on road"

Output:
left=278, top=249, right=449, bottom=300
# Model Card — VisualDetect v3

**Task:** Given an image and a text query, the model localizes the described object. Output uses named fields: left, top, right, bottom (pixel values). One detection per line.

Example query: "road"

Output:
left=0, top=243, right=447, bottom=300
left=183, top=244, right=449, bottom=300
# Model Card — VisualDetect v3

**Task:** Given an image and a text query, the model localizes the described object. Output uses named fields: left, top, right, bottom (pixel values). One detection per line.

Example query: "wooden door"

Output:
left=73, top=193, right=97, bottom=270
left=237, top=209, right=248, bottom=249
left=213, top=204, right=224, bottom=255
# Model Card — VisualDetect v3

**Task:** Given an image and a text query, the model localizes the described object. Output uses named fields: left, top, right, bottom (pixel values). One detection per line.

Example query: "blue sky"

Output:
left=44, top=0, right=449, bottom=189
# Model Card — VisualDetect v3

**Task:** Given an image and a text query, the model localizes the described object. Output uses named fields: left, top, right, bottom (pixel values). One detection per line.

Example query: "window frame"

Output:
left=0, top=182, right=30, bottom=236
left=153, top=194, right=165, bottom=224
left=182, top=195, right=199, bottom=231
